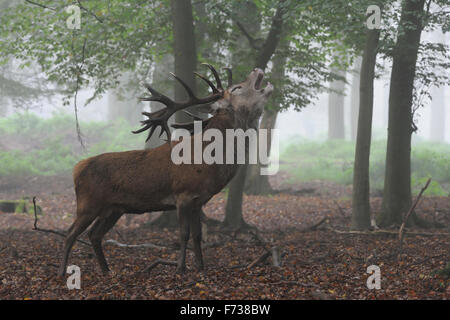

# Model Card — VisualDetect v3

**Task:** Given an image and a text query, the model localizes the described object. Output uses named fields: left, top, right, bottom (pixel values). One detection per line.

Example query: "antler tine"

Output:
left=201, top=63, right=223, bottom=91
left=223, top=67, right=232, bottom=88
left=140, top=83, right=174, bottom=106
left=145, top=125, right=158, bottom=143
left=170, top=72, right=196, bottom=100
left=194, top=72, right=219, bottom=94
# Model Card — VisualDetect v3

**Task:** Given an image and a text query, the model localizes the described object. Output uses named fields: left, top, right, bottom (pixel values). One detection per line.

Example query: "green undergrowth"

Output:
left=280, top=137, right=450, bottom=196
left=0, top=112, right=142, bottom=176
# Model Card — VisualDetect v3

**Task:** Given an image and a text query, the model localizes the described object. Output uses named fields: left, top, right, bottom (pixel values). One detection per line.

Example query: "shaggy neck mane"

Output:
left=206, top=105, right=259, bottom=133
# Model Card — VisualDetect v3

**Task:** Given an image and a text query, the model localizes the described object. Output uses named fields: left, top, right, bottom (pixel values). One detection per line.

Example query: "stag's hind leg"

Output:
left=176, top=197, right=197, bottom=274
left=58, top=213, right=96, bottom=276
left=88, top=210, right=123, bottom=274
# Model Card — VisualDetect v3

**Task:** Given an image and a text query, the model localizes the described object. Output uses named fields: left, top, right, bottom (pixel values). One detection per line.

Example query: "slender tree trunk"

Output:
left=383, top=78, right=390, bottom=129
left=350, top=56, right=362, bottom=141
left=379, top=0, right=425, bottom=227
left=429, top=85, right=445, bottom=142
left=351, top=28, right=380, bottom=230
left=328, top=68, right=346, bottom=140
left=107, top=72, right=142, bottom=125
left=0, top=83, right=7, bottom=116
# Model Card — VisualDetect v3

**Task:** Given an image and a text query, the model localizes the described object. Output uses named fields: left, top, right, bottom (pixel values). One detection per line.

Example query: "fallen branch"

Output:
left=247, top=250, right=271, bottom=269
left=300, top=217, right=327, bottom=232
left=328, top=226, right=450, bottom=237
left=406, top=254, right=446, bottom=267
left=142, top=259, right=177, bottom=272
left=333, top=200, right=347, bottom=217
left=105, top=239, right=167, bottom=250
left=32, top=196, right=90, bottom=246
left=399, top=178, right=431, bottom=248
left=269, top=280, right=319, bottom=288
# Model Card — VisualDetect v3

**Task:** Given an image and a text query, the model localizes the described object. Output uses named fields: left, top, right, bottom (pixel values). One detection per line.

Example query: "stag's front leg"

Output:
left=176, top=201, right=192, bottom=274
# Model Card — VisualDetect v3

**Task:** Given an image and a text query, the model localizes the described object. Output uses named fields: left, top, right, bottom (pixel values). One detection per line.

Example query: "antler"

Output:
left=134, top=63, right=224, bottom=142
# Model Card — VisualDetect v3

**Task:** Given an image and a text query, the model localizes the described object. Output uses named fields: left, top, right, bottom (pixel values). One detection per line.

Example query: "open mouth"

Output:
left=254, top=72, right=264, bottom=90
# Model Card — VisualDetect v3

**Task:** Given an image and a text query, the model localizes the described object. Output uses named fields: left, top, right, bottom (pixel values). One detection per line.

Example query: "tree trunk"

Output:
left=151, top=0, right=198, bottom=229
left=379, top=0, right=425, bottom=227
left=223, top=2, right=284, bottom=230
left=429, top=85, right=445, bottom=142
left=328, top=68, right=346, bottom=140
left=244, top=109, right=278, bottom=195
left=222, top=1, right=261, bottom=229
left=224, top=1, right=285, bottom=229
left=351, top=28, right=380, bottom=230
left=244, top=44, right=287, bottom=195
left=350, top=56, right=362, bottom=141
left=145, top=54, right=174, bottom=150
left=107, top=72, right=143, bottom=125
left=222, top=164, right=249, bottom=230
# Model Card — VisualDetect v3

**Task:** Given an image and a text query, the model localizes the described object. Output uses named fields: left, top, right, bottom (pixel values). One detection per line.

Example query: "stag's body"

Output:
left=58, top=66, right=272, bottom=275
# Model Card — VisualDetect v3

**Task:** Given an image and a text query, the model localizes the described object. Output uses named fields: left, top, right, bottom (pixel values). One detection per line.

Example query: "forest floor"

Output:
left=0, top=173, right=449, bottom=300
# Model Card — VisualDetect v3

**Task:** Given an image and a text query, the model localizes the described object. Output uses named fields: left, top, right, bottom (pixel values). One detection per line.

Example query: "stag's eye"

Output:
left=231, top=86, right=242, bottom=93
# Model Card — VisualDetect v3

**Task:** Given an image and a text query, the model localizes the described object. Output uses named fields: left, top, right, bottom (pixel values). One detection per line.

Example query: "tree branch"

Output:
left=255, top=1, right=286, bottom=69
left=24, top=0, right=56, bottom=11
left=213, top=3, right=262, bottom=50
left=399, top=178, right=431, bottom=247
left=32, top=196, right=90, bottom=246
left=72, top=37, right=87, bottom=149
left=77, top=0, right=104, bottom=23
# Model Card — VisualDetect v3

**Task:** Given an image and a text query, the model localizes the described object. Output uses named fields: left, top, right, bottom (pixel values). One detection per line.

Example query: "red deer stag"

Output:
left=58, top=64, right=273, bottom=275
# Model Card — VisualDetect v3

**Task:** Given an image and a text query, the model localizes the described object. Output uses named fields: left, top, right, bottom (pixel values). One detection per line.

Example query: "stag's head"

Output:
left=211, top=68, right=273, bottom=129
left=135, top=64, right=273, bottom=141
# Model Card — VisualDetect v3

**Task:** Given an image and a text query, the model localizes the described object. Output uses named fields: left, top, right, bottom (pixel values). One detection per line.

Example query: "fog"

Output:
left=4, top=76, right=448, bottom=146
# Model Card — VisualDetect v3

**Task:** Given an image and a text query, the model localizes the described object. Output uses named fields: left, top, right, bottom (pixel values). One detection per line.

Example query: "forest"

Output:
left=0, top=0, right=449, bottom=303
